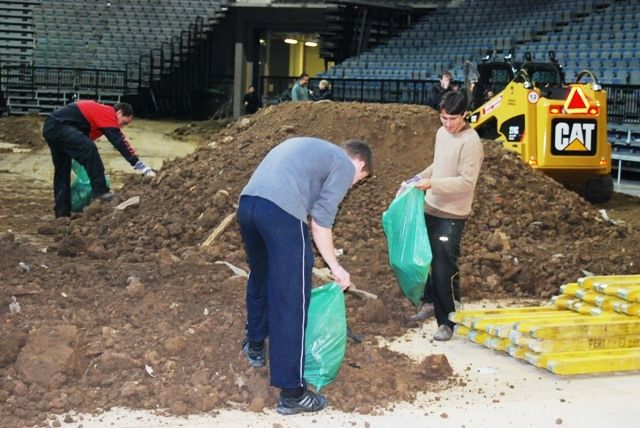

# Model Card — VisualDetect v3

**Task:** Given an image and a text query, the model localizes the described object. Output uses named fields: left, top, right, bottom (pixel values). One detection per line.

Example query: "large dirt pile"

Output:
left=2, top=101, right=640, bottom=427
left=0, top=114, right=44, bottom=149
left=58, top=101, right=640, bottom=302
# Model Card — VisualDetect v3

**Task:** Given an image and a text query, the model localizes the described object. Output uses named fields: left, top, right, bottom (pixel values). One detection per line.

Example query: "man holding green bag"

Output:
left=403, top=91, right=484, bottom=341
left=42, top=100, right=155, bottom=218
left=237, top=137, right=372, bottom=415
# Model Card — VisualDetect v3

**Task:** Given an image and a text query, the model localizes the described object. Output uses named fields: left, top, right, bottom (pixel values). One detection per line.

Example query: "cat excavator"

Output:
left=465, top=53, right=613, bottom=203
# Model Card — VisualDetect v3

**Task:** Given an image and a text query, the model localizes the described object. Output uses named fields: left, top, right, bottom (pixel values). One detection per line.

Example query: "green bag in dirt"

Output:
left=381, top=187, right=432, bottom=306
left=304, top=282, right=347, bottom=390
left=70, top=160, right=110, bottom=212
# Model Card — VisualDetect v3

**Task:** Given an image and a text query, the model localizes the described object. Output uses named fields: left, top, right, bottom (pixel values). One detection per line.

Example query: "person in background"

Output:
left=402, top=91, right=484, bottom=341
left=316, top=79, right=333, bottom=101
left=291, top=73, right=310, bottom=101
left=427, top=71, right=453, bottom=110
left=237, top=137, right=372, bottom=415
left=42, top=101, right=155, bottom=218
left=243, top=85, right=262, bottom=115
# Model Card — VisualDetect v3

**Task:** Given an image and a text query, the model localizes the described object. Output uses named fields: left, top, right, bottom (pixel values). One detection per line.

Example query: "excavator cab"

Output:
left=466, top=54, right=613, bottom=203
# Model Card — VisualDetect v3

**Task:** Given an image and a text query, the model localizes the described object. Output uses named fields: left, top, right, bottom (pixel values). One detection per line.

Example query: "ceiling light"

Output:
left=304, top=41, right=318, bottom=47
left=284, top=38, right=298, bottom=45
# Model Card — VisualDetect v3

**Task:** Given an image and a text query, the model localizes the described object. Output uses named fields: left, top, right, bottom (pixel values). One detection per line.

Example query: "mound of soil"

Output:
left=1, top=101, right=640, bottom=427
left=0, top=114, right=45, bottom=149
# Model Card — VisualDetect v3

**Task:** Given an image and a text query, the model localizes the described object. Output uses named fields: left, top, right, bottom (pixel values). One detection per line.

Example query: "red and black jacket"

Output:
left=51, top=100, right=139, bottom=166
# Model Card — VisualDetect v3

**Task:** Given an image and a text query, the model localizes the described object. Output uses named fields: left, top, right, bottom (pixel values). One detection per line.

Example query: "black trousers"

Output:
left=42, top=117, right=109, bottom=217
left=422, top=213, right=466, bottom=328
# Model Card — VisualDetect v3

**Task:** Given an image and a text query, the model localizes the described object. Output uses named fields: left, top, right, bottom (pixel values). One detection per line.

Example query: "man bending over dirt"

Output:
left=42, top=101, right=155, bottom=218
left=237, top=137, right=372, bottom=415
left=404, top=91, right=484, bottom=341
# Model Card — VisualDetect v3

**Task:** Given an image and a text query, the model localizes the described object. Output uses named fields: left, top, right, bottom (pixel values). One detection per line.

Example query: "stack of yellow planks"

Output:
left=451, top=275, right=640, bottom=375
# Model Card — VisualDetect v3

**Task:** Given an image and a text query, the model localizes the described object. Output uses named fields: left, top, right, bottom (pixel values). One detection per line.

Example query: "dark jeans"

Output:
left=236, top=195, right=313, bottom=390
left=422, top=213, right=466, bottom=328
left=42, top=117, right=109, bottom=217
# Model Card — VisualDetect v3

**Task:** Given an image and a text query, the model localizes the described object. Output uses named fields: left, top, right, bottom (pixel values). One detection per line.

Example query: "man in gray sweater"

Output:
left=237, top=137, right=372, bottom=415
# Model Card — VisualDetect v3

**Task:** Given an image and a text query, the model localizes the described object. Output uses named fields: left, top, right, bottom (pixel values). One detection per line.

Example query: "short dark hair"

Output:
left=299, top=72, right=309, bottom=80
left=439, top=91, right=467, bottom=115
left=440, top=71, right=452, bottom=79
left=114, top=102, right=134, bottom=117
left=343, top=139, right=373, bottom=174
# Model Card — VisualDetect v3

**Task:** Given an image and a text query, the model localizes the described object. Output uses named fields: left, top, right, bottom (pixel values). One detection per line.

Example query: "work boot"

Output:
left=409, top=303, right=434, bottom=322
left=242, top=338, right=265, bottom=368
left=433, top=324, right=453, bottom=341
left=276, top=389, right=327, bottom=415
left=94, top=191, right=117, bottom=202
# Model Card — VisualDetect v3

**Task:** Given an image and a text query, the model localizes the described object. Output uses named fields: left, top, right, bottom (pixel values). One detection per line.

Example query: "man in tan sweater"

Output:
left=405, top=91, right=484, bottom=341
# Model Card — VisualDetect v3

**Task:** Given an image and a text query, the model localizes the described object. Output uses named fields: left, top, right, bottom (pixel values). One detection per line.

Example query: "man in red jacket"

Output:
left=42, top=101, right=155, bottom=218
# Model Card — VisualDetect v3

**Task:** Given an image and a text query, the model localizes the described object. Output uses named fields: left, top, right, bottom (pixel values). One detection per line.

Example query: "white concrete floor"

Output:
left=614, top=179, right=640, bottom=197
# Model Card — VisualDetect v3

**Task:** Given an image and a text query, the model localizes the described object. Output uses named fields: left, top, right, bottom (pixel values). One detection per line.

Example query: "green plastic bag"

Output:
left=70, top=160, right=109, bottom=212
left=381, top=187, right=432, bottom=306
left=304, top=282, right=347, bottom=390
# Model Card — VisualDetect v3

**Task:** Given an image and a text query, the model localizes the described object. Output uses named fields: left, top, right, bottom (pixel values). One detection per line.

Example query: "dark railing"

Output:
left=259, top=75, right=439, bottom=105
left=606, top=84, right=640, bottom=125
left=3, top=64, right=640, bottom=123
left=1, top=64, right=128, bottom=97
left=140, top=15, right=217, bottom=118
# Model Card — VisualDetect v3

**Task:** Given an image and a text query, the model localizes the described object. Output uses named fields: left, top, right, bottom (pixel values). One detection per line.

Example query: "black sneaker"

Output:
left=276, top=389, right=327, bottom=415
left=242, top=338, right=265, bottom=368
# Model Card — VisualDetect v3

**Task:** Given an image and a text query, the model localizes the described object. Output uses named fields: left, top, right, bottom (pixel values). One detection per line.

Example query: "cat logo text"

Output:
left=551, top=119, right=597, bottom=156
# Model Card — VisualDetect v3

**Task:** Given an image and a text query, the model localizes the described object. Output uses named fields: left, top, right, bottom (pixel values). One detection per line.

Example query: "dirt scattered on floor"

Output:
left=1, top=101, right=640, bottom=428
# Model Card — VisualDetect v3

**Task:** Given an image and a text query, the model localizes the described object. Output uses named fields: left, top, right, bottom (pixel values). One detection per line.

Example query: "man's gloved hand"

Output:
left=396, top=174, right=422, bottom=198
left=134, top=160, right=157, bottom=177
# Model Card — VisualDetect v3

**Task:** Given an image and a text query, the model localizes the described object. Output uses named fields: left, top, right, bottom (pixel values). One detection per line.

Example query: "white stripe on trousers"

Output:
left=298, top=220, right=306, bottom=386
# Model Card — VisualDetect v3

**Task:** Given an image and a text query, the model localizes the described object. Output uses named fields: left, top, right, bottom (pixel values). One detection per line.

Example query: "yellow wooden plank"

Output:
left=612, top=302, right=640, bottom=317
left=506, top=344, right=529, bottom=359
left=530, top=319, right=640, bottom=339
left=485, top=336, right=511, bottom=351
left=470, top=310, right=571, bottom=332
left=574, top=289, right=600, bottom=304
left=454, top=324, right=471, bottom=337
left=617, top=288, right=640, bottom=303
left=559, top=282, right=582, bottom=295
left=594, top=295, right=627, bottom=311
left=449, top=306, right=556, bottom=325
left=468, top=329, right=491, bottom=345
left=528, top=333, right=640, bottom=353
left=546, top=348, right=640, bottom=375
left=578, top=275, right=640, bottom=288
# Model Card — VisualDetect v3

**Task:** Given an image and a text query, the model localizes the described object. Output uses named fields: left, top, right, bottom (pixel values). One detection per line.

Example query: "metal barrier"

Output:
left=259, top=76, right=640, bottom=123
left=259, top=75, right=438, bottom=105
left=606, top=83, right=640, bottom=125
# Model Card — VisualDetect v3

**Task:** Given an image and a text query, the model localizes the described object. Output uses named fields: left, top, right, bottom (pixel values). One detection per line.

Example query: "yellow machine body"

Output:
left=468, top=63, right=612, bottom=202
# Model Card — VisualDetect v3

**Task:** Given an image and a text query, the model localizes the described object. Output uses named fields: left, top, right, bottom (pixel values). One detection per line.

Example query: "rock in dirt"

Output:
left=419, top=354, right=453, bottom=380
left=0, top=327, right=27, bottom=368
left=126, top=276, right=145, bottom=297
left=0, top=231, right=15, bottom=242
left=15, top=325, right=81, bottom=388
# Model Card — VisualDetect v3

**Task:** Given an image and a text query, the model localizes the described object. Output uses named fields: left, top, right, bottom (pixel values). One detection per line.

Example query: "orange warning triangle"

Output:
left=564, top=87, right=590, bottom=114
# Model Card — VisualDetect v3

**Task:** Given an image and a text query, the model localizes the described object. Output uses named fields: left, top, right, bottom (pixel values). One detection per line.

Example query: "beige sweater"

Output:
left=419, top=125, right=484, bottom=219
